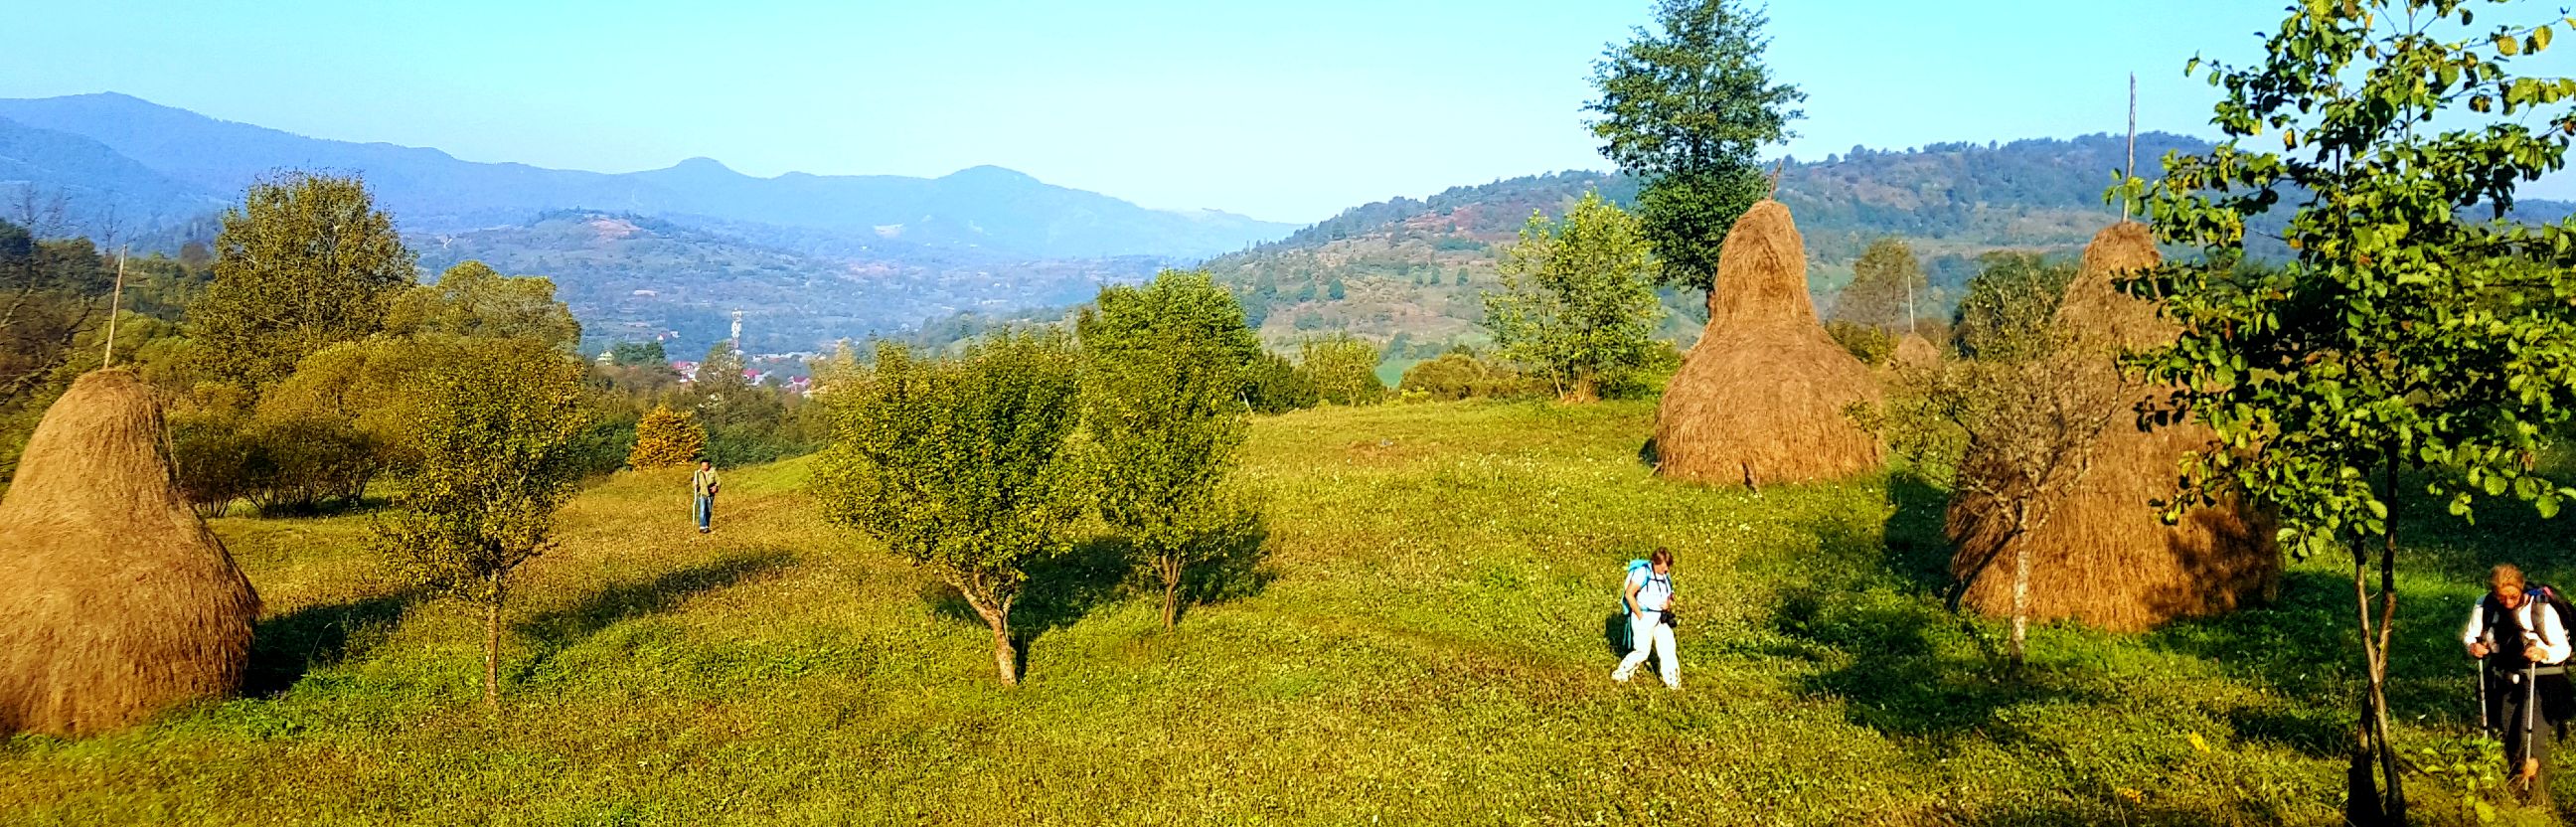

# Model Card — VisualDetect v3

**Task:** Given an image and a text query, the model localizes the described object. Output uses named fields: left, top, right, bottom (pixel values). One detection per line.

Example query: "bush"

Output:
left=1242, top=352, right=1320, bottom=414
left=170, top=411, right=254, bottom=517
left=628, top=405, right=706, bottom=469
left=241, top=413, right=379, bottom=515
left=1398, top=350, right=1532, bottom=401
left=1299, top=336, right=1386, bottom=407
left=1825, top=320, right=1894, bottom=367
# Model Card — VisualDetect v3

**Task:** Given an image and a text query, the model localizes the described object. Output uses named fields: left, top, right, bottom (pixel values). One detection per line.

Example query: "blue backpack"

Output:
left=1613, top=560, right=1669, bottom=651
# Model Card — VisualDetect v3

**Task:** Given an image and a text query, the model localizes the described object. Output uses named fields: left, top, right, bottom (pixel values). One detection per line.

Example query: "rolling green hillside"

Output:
left=0, top=400, right=2558, bottom=825
left=1195, top=132, right=2558, bottom=352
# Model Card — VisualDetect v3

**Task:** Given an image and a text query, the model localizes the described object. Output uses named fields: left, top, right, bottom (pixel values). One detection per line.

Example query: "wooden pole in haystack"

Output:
left=101, top=246, right=126, bottom=368
left=2124, top=73, right=2138, bottom=223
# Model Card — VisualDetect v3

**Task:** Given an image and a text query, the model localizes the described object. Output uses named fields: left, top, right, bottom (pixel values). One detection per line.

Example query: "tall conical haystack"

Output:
left=1893, top=333, right=1942, bottom=368
left=1945, top=223, right=2278, bottom=632
left=1654, top=201, right=1882, bottom=486
left=0, top=369, right=259, bottom=737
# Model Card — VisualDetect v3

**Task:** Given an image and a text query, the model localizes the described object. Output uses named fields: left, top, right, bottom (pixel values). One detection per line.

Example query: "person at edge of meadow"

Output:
left=2465, top=563, right=2573, bottom=786
left=1613, top=546, right=1680, bottom=690
left=692, top=459, right=721, bottom=535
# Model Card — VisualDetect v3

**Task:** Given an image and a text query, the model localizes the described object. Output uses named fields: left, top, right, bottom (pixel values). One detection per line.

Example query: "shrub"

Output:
left=1825, top=320, right=1895, bottom=367
left=1398, top=350, right=1532, bottom=401
left=241, top=413, right=379, bottom=515
left=1242, top=352, right=1320, bottom=414
left=1299, top=336, right=1386, bottom=407
left=628, top=405, right=706, bottom=469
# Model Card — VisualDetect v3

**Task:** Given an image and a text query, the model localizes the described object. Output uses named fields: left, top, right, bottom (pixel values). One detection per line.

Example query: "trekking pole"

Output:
left=2480, top=656, right=2490, bottom=732
left=2527, top=660, right=2540, bottom=781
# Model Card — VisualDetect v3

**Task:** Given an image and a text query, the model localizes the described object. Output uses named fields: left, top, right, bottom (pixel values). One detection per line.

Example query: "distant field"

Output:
left=2, top=401, right=2567, bottom=825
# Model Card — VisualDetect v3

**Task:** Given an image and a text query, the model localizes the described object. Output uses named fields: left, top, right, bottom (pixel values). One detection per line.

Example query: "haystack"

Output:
left=1892, top=333, right=1942, bottom=368
left=1945, top=223, right=2278, bottom=632
left=1654, top=201, right=1882, bottom=486
left=0, top=369, right=260, bottom=737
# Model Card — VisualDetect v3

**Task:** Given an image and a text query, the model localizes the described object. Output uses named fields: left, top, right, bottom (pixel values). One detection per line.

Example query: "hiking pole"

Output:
left=2480, top=656, right=2491, bottom=732
left=2527, top=660, right=2540, bottom=783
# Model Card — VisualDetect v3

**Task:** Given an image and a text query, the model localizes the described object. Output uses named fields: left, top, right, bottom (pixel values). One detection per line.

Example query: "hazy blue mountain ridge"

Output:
left=0, top=92, right=1294, bottom=258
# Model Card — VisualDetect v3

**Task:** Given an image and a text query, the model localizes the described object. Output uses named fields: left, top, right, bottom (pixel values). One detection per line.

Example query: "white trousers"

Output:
left=1613, top=612, right=1679, bottom=688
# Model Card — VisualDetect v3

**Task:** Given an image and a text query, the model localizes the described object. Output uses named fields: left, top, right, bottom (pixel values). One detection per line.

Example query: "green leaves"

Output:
left=191, top=171, right=416, bottom=397
left=1586, top=0, right=1803, bottom=291
left=1482, top=193, right=1665, bottom=402
left=811, top=334, right=1086, bottom=596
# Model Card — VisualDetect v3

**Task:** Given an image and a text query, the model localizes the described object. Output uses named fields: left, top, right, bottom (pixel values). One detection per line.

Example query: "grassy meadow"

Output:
left=3, top=400, right=2570, bottom=825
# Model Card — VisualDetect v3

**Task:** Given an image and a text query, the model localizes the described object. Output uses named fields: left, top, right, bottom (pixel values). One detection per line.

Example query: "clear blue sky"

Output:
left=3, top=0, right=2570, bottom=223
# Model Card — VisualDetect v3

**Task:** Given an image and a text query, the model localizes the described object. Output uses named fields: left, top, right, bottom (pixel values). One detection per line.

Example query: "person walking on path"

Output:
left=692, top=459, right=721, bottom=535
left=1613, top=547, right=1681, bottom=690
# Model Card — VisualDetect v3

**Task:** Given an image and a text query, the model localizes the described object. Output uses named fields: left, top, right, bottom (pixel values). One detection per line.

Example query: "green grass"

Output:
left=3, top=400, right=2570, bottom=824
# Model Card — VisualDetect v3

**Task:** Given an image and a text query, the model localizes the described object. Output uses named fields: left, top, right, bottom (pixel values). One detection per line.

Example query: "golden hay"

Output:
left=1655, top=201, right=1882, bottom=486
left=0, top=369, right=260, bottom=737
left=1945, top=223, right=2279, bottom=632
left=1892, top=333, right=1942, bottom=368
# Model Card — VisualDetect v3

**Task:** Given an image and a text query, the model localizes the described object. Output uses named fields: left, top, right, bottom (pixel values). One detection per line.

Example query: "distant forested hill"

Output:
left=417, top=211, right=1162, bottom=355
left=1200, top=132, right=2574, bottom=353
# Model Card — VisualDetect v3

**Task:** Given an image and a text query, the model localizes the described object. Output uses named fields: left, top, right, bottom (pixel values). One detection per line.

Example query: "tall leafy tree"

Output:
left=189, top=171, right=415, bottom=395
left=1077, top=269, right=1264, bottom=629
left=1481, top=193, right=1665, bottom=402
left=812, top=335, right=1087, bottom=686
left=372, top=340, right=592, bottom=713
left=1586, top=0, right=1804, bottom=296
left=384, top=260, right=581, bottom=350
left=1837, top=238, right=1929, bottom=334
left=2121, top=2, right=2576, bottom=820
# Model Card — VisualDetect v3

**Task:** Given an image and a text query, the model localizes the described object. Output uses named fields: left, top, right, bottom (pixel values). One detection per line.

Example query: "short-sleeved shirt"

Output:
left=1627, top=568, right=1673, bottom=612
left=693, top=467, right=720, bottom=498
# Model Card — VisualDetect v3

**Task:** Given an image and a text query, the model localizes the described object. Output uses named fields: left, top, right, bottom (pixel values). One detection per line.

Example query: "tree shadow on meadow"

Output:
left=514, top=548, right=796, bottom=662
left=1760, top=482, right=2115, bottom=752
left=919, top=537, right=1132, bottom=682
left=245, top=588, right=424, bottom=697
left=918, top=520, right=1276, bottom=680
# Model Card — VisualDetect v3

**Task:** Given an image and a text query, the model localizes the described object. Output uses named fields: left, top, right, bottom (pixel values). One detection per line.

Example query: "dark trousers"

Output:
left=2488, top=664, right=2566, bottom=769
left=695, top=495, right=713, bottom=532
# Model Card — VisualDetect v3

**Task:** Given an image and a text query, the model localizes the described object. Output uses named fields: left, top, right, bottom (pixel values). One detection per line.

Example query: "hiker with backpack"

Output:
left=2464, top=564, right=2574, bottom=785
left=1612, top=547, right=1681, bottom=690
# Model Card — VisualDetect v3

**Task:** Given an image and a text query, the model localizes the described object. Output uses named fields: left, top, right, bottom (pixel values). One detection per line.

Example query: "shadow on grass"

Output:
left=917, top=518, right=1274, bottom=681
left=1760, top=487, right=2114, bottom=750
left=920, top=537, right=1130, bottom=682
left=245, top=589, right=422, bottom=697
left=516, top=549, right=796, bottom=660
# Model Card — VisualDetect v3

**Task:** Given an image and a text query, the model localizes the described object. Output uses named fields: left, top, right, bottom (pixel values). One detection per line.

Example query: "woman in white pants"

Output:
left=1613, top=547, right=1679, bottom=689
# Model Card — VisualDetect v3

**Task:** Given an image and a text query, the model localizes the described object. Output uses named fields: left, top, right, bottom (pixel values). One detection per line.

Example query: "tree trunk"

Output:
left=2372, top=453, right=2406, bottom=823
left=482, top=597, right=502, bottom=715
left=2008, top=536, right=2031, bottom=670
left=956, top=577, right=1020, bottom=687
left=1161, top=554, right=1183, bottom=630
left=988, top=619, right=1018, bottom=687
left=2339, top=448, right=2409, bottom=825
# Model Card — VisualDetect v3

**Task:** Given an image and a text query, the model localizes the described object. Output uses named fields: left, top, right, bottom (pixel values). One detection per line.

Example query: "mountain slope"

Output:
left=0, top=92, right=1293, bottom=258
left=0, top=115, right=225, bottom=230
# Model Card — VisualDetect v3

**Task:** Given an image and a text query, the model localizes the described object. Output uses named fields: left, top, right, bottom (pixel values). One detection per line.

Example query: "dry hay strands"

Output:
left=1655, top=201, right=1883, bottom=487
left=1944, top=223, right=2279, bottom=632
left=0, top=368, right=259, bottom=738
left=1892, top=333, right=1942, bottom=368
